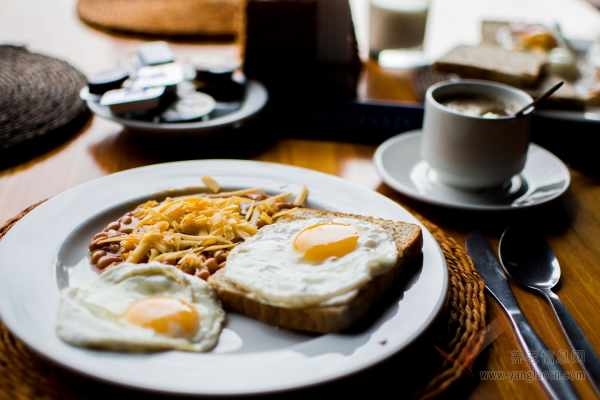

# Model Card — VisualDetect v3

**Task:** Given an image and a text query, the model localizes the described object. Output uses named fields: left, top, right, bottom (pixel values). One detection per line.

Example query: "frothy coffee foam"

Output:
left=438, top=94, right=520, bottom=118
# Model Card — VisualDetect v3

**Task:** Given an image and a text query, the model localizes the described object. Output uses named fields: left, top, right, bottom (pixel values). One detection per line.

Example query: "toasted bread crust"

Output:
left=208, top=209, right=423, bottom=333
left=434, top=45, right=546, bottom=88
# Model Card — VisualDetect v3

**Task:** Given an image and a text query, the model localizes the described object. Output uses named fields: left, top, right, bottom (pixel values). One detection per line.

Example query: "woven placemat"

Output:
left=0, top=200, right=486, bottom=400
left=0, top=45, right=89, bottom=166
left=77, top=0, right=239, bottom=37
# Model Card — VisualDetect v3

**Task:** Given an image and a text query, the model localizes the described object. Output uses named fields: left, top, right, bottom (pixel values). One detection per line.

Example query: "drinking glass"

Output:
left=369, top=0, right=429, bottom=69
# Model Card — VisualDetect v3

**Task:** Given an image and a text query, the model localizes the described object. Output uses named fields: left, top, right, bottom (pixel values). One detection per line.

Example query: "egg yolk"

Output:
left=123, top=297, right=200, bottom=338
left=293, top=222, right=359, bottom=262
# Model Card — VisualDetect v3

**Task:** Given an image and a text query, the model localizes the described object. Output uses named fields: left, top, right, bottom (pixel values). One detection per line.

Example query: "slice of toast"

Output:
left=208, top=208, right=423, bottom=333
left=524, top=74, right=586, bottom=110
left=434, top=45, right=547, bottom=87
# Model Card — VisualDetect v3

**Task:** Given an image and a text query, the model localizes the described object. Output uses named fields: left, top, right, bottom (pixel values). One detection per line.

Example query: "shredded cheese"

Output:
left=97, top=177, right=307, bottom=273
left=202, top=176, right=221, bottom=193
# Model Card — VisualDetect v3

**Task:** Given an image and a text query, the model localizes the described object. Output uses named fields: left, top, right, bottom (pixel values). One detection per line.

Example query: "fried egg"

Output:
left=57, top=262, right=225, bottom=352
left=222, top=216, right=398, bottom=308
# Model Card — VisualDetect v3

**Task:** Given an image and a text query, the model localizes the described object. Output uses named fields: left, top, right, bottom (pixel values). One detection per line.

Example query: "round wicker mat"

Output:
left=0, top=45, right=89, bottom=165
left=0, top=201, right=486, bottom=400
left=77, top=0, right=239, bottom=37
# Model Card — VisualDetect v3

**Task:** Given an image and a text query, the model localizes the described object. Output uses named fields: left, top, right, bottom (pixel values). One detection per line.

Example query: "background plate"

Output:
left=0, top=160, right=447, bottom=396
left=87, top=80, right=268, bottom=136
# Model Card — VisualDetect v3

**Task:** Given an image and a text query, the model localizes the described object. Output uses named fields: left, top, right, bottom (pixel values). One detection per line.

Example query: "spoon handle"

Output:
left=514, top=81, right=564, bottom=117
left=543, top=288, right=600, bottom=392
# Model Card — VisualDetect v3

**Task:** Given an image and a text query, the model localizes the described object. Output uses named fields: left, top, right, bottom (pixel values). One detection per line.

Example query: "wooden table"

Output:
left=2, top=0, right=600, bottom=399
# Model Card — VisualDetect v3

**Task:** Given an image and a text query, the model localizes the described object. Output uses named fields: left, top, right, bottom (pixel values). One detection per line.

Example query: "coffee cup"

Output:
left=421, top=80, right=533, bottom=190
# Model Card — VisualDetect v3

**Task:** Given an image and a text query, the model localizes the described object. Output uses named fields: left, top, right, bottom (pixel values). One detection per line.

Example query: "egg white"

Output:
left=57, top=262, right=225, bottom=352
left=222, top=217, right=398, bottom=308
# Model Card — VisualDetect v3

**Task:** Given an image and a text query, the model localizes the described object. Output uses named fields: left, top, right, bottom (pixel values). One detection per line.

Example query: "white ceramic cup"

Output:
left=421, top=80, right=534, bottom=190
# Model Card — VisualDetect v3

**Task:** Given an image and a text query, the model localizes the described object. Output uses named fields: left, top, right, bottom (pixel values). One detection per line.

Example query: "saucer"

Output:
left=373, top=131, right=571, bottom=211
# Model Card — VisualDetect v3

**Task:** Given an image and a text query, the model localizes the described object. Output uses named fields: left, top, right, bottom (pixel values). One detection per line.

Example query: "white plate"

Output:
left=0, top=160, right=447, bottom=396
left=535, top=108, right=600, bottom=123
left=86, top=80, right=268, bottom=136
left=374, top=131, right=571, bottom=211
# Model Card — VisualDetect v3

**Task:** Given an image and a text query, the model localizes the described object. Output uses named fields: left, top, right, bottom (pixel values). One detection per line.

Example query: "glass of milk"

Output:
left=369, top=0, right=429, bottom=68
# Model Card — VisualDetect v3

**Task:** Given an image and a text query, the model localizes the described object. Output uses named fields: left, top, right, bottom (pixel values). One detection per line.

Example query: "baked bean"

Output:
left=214, top=250, right=227, bottom=264
left=121, top=215, right=133, bottom=225
left=108, top=243, right=120, bottom=253
left=182, top=265, right=196, bottom=275
left=257, top=220, right=267, bottom=229
left=163, top=258, right=176, bottom=265
left=195, top=269, right=210, bottom=280
left=218, top=261, right=226, bottom=269
left=106, top=221, right=121, bottom=231
left=275, top=201, right=295, bottom=210
left=204, top=258, right=219, bottom=273
left=90, top=250, right=107, bottom=264
left=106, top=230, right=121, bottom=237
left=89, top=237, right=108, bottom=251
left=97, top=255, right=124, bottom=269
left=93, top=232, right=108, bottom=241
left=120, top=227, right=134, bottom=234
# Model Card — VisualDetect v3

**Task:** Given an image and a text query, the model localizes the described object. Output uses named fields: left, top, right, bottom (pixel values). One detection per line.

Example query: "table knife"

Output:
left=466, top=231, right=579, bottom=400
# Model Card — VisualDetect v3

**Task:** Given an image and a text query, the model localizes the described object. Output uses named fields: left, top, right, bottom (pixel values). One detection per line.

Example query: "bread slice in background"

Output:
left=525, top=74, right=586, bottom=110
left=434, top=45, right=546, bottom=87
left=208, top=208, right=423, bottom=333
left=439, top=22, right=587, bottom=109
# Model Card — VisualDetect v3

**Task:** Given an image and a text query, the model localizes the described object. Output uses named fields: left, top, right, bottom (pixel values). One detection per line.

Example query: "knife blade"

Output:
left=466, top=231, right=579, bottom=400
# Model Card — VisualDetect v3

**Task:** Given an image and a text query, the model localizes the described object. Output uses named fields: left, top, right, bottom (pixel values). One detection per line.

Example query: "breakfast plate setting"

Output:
left=0, top=160, right=448, bottom=396
left=7, top=2, right=600, bottom=399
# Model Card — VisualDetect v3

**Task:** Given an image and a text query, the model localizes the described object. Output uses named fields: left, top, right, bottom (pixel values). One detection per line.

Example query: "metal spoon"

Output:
left=499, top=226, right=600, bottom=392
left=514, top=81, right=564, bottom=117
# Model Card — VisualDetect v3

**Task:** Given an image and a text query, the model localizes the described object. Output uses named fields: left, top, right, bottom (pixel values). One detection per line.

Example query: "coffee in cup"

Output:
left=421, top=80, right=533, bottom=190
